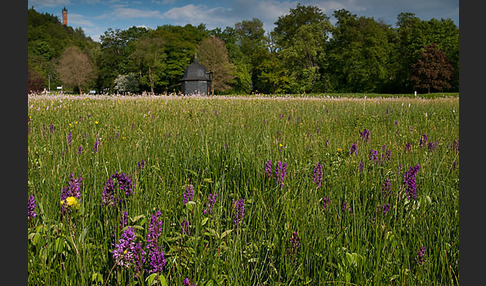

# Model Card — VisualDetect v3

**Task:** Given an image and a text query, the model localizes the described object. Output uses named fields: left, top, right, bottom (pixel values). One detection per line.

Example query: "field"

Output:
left=27, top=94, right=459, bottom=285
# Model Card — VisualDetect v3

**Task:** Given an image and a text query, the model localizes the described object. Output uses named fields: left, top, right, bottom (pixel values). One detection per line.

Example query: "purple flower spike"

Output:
left=233, top=198, right=245, bottom=226
left=358, top=161, right=364, bottom=173
left=369, top=149, right=379, bottom=164
left=59, top=173, right=83, bottom=213
left=405, top=142, right=412, bottom=152
left=146, top=210, right=166, bottom=274
left=93, top=138, right=100, bottom=152
left=118, top=211, right=129, bottom=230
left=452, top=138, right=459, bottom=152
left=403, top=164, right=421, bottom=200
left=67, top=132, right=72, bottom=145
left=360, top=129, right=370, bottom=142
left=322, top=197, right=329, bottom=211
left=275, top=161, right=287, bottom=187
left=419, top=133, right=428, bottom=148
left=203, top=192, right=218, bottom=215
left=382, top=148, right=391, bottom=163
left=183, top=278, right=195, bottom=286
left=137, top=159, right=145, bottom=169
left=373, top=203, right=391, bottom=222
left=313, top=162, right=323, bottom=189
left=28, top=195, right=37, bottom=221
left=349, top=142, right=358, bottom=155
left=183, top=185, right=194, bottom=205
left=382, top=179, right=391, bottom=195
left=265, top=160, right=272, bottom=178
left=112, top=227, right=138, bottom=268
left=181, top=219, right=191, bottom=236
left=342, top=201, right=351, bottom=212
left=416, top=245, right=427, bottom=265
left=428, top=141, right=438, bottom=152
left=287, top=232, right=301, bottom=264
left=112, top=227, right=145, bottom=273
left=101, top=172, right=134, bottom=207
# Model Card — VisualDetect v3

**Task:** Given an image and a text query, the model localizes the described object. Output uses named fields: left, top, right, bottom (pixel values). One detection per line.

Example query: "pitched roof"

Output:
left=181, top=59, right=211, bottom=81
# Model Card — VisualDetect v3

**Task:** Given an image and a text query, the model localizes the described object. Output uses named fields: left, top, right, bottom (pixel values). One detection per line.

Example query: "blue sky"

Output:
left=28, top=0, right=459, bottom=42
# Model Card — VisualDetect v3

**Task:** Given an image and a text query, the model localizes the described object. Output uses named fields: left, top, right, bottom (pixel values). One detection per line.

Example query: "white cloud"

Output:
left=161, top=4, right=236, bottom=29
left=112, top=5, right=164, bottom=19
left=68, top=13, right=95, bottom=27
left=152, top=0, right=177, bottom=5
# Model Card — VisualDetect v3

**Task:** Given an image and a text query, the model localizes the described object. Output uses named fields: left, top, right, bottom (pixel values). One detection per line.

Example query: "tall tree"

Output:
left=150, top=24, right=208, bottom=93
left=97, top=27, right=149, bottom=92
left=272, top=4, right=333, bottom=93
left=410, top=43, right=454, bottom=93
left=272, top=3, right=330, bottom=49
left=57, top=46, right=96, bottom=94
left=196, top=36, right=236, bottom=94
left=28, top=65, right=46, bottom=93
left=28, top=7, right=99, bottom=91
left=130, top=36, right=166, bottom=94
left=234, top=18, right=269, bottom=92
left=327, top=9, right=395, bottom=92
left=113, top=73, right=140, bottom=94
left=394, top=14, right=459, bottom=92
left=211, top=26, right=252, bottom=94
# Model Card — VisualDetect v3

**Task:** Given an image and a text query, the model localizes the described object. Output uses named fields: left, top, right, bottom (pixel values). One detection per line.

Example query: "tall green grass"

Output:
left=28, top=95, right=459, bottom=285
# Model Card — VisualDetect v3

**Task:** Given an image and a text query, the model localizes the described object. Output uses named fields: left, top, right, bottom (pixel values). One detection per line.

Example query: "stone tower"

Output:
left=62, top=7, right=68, bottom=26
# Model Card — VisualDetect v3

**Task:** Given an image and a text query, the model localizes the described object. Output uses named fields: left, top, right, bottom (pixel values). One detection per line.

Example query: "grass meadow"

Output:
left=27, top=94, right=459, bottom=285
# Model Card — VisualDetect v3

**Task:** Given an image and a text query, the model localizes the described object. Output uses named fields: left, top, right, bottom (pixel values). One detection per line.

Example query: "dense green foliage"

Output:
left=28, top=5, right=458, bottom=94
left=28, top=95, right=459, bottom=285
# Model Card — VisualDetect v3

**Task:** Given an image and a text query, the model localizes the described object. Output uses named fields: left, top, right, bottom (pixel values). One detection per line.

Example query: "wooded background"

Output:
left=28, top=4, right=459, bottom=95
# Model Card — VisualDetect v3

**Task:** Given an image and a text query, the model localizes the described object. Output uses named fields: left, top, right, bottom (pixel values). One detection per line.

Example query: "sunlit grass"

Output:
left=28, top=94, right=459, bottom=285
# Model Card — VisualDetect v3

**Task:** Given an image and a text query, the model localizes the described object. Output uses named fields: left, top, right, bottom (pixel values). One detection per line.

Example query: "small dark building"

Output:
left=181, top=56, right=212, bottom=95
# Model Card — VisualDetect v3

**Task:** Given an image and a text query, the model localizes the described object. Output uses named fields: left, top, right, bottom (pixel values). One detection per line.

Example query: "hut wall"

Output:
left=182, top=81, right=210, bottom=95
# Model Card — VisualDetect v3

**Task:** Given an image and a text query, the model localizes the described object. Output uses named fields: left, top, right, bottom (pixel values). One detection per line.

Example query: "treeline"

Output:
left=27, top=4, right=459, bottom=95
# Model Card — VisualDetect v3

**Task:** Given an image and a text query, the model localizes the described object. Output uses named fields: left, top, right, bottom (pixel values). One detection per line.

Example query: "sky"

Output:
left=28, top=0, right=459, bottom=42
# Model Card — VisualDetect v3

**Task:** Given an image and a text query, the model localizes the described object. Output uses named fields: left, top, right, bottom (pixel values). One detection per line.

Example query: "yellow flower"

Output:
left=95, top=121, right=99, bottom=125
left=61, top=197, right=79, bottom=207
left=337, top=148, right=343, bottom=152
left=279, top=143, right=283, bottom=147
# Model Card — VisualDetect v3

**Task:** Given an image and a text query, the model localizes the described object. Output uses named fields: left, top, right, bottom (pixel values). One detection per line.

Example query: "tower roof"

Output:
left=181, top=58, right=211, bottom=81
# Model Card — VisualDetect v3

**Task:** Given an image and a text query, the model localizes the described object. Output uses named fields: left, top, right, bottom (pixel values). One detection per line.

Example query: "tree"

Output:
left=211, top=26, right=252, bottom=93
left=272, top=3, right=330, bottom=49
left=271, top=4, right=333, bottom=93
left=113, top=73, right=140, bottom=94
left=28, top=65, right=45, bottom=93
left=97, top=27, right=149, bottom=92
left=57, top=46, right=96, bottom=94
left=234, top=18, right=269, bottom=92
left=150, top=24, right=209, bottom=93
left=196, top=36, right=236, bottom=93
left=130, top=36, right=166, bottom=94
left=410, top=43, right=454, bottom=93
left=327, top=9, right=395, bottom=92
left=280, top=21, right=331, bottom=93
left=256, top=54, right=291, bottom=94
left=393, top=14, right=459, bottom=92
